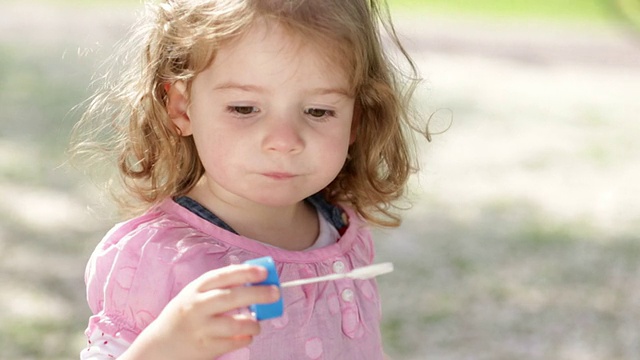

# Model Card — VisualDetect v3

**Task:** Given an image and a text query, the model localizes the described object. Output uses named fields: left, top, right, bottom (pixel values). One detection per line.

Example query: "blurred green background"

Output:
left=1, top=0, right=640, bottom=359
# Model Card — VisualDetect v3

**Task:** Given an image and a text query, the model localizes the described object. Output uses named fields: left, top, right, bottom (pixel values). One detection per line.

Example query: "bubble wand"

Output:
left=280, top=262, right=394, bottom=288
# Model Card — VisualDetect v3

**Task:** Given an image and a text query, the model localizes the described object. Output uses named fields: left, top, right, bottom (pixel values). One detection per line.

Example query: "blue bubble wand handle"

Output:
left=244, top=256, right=283, bottom=320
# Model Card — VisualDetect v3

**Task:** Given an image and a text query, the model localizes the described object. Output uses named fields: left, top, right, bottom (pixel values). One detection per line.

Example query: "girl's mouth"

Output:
left=262, top=172, right=296, bottom=180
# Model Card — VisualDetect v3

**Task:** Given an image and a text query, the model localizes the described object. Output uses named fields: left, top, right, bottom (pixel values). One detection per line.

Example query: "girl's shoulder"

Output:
left=89, top=198, right=234, bottom=265
left=93, top=203, right=189, bottom=255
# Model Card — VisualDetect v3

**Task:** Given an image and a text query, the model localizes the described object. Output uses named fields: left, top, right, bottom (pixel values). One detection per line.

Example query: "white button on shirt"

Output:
left=332, top=260, right=346, bottom=274
left=341, top=288, right=354, bottom=302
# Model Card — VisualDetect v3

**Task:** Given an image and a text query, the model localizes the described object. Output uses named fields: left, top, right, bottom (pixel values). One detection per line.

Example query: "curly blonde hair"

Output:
left=71, top=0, right=423, bottom=227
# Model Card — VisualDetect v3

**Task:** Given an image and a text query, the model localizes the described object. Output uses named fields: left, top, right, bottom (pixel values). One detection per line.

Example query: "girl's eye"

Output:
left=228, top=106, right=258, bottom=115
left=304, top=108, right=335, bottom=118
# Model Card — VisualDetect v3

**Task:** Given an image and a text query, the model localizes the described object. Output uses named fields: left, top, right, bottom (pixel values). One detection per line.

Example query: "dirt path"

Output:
left=378, top=12, right=640, bottom=233
left=396, top=13, right=640, bottom=68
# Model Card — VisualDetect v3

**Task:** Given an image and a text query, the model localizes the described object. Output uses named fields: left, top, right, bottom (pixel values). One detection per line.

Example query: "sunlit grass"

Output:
left=389, top=0, right=614, bottom=22
left=0, top=318, right=87, bottom=360
left=376, top=202, right=640, bottom=358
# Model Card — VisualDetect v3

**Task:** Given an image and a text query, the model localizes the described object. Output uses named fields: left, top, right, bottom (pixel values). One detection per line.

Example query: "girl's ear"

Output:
left=166, top=81, right=192, bottom=136
left=349, top=102, right=361, bottom=144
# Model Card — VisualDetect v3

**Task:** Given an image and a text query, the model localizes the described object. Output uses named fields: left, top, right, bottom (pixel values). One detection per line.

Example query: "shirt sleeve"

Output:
left=83, top=217, right=181, bottom=345
left=80, top=329, right=131, bottom=360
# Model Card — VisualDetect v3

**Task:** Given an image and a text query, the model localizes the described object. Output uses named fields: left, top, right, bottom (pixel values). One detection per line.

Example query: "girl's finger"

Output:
left=194, top=315, right=261, bottom=355
left=207, top=333, right=255, bottom=355
left=200, top=285, right=280, bottom=316
left=205, top=313, right=261, bottom=338
left=196, top=264, right=268, bottom=292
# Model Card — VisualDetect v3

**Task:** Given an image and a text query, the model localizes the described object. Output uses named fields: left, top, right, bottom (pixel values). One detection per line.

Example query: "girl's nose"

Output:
left=262, top=117, right=304, bottom=154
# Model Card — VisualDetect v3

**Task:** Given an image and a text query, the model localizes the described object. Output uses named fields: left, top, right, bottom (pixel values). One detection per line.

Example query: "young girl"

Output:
left=74, top=0, right=422, bottom=359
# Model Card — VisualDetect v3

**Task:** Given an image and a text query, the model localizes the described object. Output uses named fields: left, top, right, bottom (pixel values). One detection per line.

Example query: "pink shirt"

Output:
left=83, top=198, right=383, bottom=359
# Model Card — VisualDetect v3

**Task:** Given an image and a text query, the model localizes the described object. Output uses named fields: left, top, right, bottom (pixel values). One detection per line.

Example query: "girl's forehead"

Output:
left=205, top=19, right=354, bottom=86
left=237, top=19, right=348, bottom=62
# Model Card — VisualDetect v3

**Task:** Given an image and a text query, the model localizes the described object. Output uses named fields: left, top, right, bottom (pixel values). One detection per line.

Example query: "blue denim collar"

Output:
left=174, top=193, right=348, bottom=235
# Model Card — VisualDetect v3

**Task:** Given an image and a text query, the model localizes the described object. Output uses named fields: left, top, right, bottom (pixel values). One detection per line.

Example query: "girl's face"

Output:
left=170, top=20, right=356, bottom=209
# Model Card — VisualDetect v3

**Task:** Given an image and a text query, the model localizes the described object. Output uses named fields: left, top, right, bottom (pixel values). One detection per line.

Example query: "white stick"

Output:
left=281, top=262, right=394, bottom=288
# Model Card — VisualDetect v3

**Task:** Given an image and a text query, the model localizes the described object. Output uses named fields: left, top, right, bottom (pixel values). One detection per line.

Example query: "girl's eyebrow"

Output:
left=212, top=82, right=265, bottom=93
left=308, top=87, right=352, bottom=97
left=212, top=82, right=351, bottom=97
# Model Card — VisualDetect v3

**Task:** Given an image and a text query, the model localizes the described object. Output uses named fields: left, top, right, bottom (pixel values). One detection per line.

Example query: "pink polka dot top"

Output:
left=84, top=198, right=384, bottom=359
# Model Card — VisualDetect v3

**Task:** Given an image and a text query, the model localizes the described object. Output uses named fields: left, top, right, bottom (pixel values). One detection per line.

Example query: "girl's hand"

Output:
left=119, top=264, right=280, bottom=360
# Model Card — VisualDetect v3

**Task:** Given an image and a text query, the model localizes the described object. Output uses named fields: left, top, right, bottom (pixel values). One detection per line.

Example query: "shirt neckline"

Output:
left=156, top=198, right=363, bottom=263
